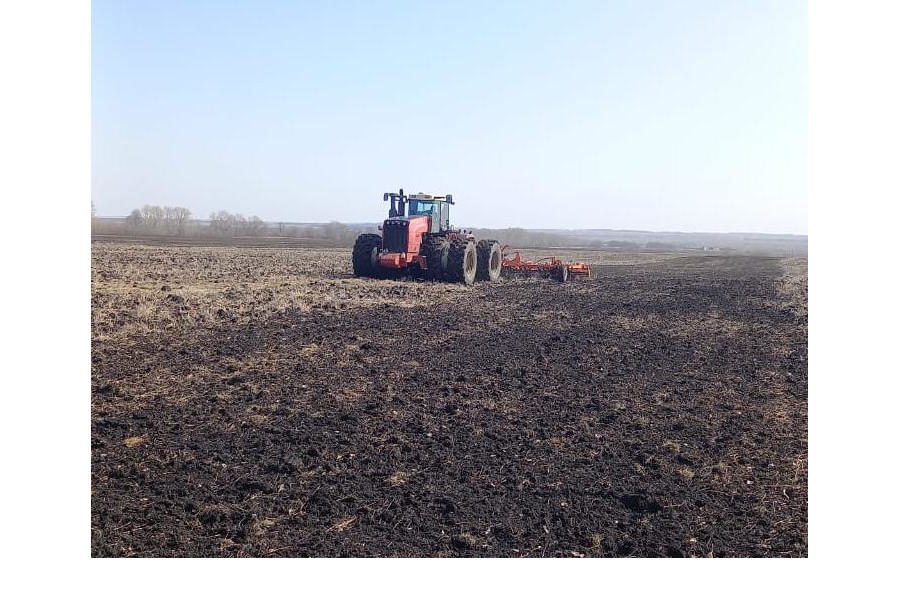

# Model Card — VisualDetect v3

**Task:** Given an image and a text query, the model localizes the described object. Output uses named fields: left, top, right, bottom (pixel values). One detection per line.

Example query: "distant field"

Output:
left=91, top=242, right=807, bottom=557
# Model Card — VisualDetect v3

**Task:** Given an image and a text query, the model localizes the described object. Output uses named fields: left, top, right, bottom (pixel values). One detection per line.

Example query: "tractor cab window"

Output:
left=409, top=200, right=437, bottom=216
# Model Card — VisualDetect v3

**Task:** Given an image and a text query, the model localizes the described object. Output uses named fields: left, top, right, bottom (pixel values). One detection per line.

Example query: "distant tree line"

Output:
left=124, top=205, right=193, bottom=235
left=111, top=205, right=271, bottom=237
left=208, top=210, right=266, bottom=237
left=91, top=205, right=368, bottom=246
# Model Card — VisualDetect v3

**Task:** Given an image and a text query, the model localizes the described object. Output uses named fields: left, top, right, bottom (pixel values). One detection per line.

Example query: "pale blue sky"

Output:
left=93, top=0, right=807, bottom=233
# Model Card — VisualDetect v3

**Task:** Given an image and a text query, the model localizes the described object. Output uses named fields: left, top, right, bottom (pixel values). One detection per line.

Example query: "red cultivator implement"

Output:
left=500, top=245, right=592, bottom=282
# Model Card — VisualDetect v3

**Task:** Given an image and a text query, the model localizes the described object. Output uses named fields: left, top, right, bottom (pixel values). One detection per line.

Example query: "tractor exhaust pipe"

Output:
left=384, top=188, right=407, bottom=217
left=385, top=192, right=397, bottom=217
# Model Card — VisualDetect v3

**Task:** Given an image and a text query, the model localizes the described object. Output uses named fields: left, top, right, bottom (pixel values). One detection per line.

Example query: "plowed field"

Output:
left=91, top=244, right=807, bottom=557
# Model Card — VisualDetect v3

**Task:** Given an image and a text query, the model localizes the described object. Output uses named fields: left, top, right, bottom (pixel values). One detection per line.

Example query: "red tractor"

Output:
left=352, top=189, right=502, bottom=285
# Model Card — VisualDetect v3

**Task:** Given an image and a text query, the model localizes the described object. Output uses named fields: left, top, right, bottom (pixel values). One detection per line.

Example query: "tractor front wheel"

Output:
left=352, top=233, right=382, bottom=277
left=446, top=239, right=477, bottom=285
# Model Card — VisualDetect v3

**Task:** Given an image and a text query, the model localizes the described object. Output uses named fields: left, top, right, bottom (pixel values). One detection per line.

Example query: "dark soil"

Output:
left=91, top=251, right=807, bottom=557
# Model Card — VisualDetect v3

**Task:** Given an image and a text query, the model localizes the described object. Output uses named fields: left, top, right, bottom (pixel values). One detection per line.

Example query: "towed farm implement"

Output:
left=500, top=246, right=592, bottom=282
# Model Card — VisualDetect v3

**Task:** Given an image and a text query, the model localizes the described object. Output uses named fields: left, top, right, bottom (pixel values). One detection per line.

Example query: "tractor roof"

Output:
left=408, top=192, right=454, bottom=203
left=383, top=189, right=454, bottom=205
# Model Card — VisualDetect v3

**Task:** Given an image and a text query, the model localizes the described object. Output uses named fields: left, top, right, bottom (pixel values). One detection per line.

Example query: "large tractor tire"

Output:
left=420, top=235, right=450, bottom=281
left=475, top=239, right=502, bottom=282
left=352, top=233, right=382, bottom=278
left=446, top=239, right=478, bottom=285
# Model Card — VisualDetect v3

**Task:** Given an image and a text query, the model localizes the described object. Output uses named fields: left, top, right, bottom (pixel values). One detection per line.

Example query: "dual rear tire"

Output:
left=476, top=240, right=502, bottom=283
left=425, top=236, right=500, bottom=285
left=446, top=239, right=478, bottom=285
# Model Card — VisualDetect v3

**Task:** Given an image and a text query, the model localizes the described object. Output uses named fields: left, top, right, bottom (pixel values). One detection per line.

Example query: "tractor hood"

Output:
left=381, top=215, right=431, bottom=254
left=384, top=215, right=427, bottom=226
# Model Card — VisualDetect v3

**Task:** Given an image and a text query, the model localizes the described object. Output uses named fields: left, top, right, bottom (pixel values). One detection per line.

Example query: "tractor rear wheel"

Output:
left=476, top=239, right=502, bottom=282
left=352, top=233, right=382, bottom=277
left=446, top=239, right=477, bottom=285
left=420, top=235, right=450, bottom=281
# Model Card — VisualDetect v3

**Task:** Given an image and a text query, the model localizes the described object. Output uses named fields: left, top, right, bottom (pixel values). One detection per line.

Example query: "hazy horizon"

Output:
left=93, top=1, right=807, bottom=235
left=92, top=212, right=807, bottom=239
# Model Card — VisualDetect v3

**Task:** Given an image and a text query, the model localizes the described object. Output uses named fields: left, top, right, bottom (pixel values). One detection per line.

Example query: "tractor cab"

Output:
left=384, top=189, right=453, bottom=234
